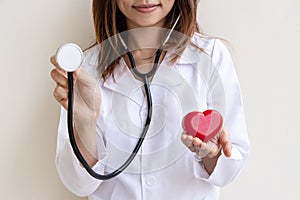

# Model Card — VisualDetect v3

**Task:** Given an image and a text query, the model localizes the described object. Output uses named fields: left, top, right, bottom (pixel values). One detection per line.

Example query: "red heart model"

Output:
left=182, top=110, right=223, bottom=142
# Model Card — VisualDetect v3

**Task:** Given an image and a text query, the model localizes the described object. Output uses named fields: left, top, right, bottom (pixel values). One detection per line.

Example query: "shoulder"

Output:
left=191, top=32, right=231, bottom=58
left=189, top=33, right=234, bottom=68
left=190, top=32, right=215, bottom=55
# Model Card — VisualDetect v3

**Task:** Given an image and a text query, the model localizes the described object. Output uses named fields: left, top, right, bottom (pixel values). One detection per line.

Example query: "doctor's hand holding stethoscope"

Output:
left=50, top=55, right=101, bottom=167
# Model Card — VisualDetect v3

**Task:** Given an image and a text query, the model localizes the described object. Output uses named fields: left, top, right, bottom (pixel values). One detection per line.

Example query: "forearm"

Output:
left=74, top=127, right=98, bottom=167
left=55, top=108, right=105, bottom=196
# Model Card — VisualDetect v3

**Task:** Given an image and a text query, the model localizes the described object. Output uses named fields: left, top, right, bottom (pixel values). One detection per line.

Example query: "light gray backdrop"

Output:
left=0, top=0, right=299, bottom=199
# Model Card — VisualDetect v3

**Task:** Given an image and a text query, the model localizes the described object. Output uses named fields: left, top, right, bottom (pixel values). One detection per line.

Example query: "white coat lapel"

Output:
left=102, top=56, right=186, bottom=106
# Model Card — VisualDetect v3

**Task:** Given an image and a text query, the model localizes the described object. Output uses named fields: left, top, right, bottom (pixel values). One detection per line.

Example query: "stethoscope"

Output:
left=55, top=16, right=181, bottom=180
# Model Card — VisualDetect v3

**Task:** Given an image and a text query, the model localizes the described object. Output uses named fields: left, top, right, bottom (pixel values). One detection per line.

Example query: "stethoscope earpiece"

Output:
left=55, top=43, right=83, bottom=72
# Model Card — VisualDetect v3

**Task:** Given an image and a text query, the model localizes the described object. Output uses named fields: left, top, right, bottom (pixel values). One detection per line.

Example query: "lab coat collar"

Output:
left=87, top=45, right=100, bottom=67
left=88, top=42, right=200, bottom=67
left=102, top=55, right=186, bottom=106
left=176, top=44, right=199, bottom=65
left=87, top=36, right=204, bottom=67
left=89, top=43, right=201, bottom=106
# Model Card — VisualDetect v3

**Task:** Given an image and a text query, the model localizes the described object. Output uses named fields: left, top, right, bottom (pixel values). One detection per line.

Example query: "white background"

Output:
left=0, top=0, right=299, bottom=199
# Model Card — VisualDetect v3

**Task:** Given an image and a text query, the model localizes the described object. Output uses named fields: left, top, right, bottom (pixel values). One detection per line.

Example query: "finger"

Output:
left=50, top=68, right=68, bottom=89
left=188, top=136, right=202, bottom=152
left=219, top=127, right=232, bottom=157
left=53, top=85, right=68, bottom=109
left=181, top=133, right=196, bottom=152
left=186, top=135, right=194, bottom=148
left=197, top=142, right=220, bottom=158
left=191, top=137, right=203, bottom=153
left=50, top=56, right=68, bottom=74
left=192, top=137, right=202, bottom=146
left=50, top=55, right=58, bottom=66
left=181, top=133, right=193, bottom=147
left=189, top=145, right=196, bottom=152
left=181, top=133, right=188, bottom=145
left=50, top=56, right=63, bottom=71
left=191, top=137, right=203, bottom=152
left=50, top=56, right=60, bottom=69
left=54, top=85, right=68, bottom=100
left=181, top=133, right=192, bottom=147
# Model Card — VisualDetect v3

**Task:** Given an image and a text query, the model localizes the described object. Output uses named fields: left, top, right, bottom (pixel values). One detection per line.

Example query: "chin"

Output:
left=135, top=19, right=165, bottom=28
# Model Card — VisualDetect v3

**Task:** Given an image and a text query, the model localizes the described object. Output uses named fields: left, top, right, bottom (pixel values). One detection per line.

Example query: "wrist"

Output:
left=74, top=128, right=98, bottom=167
left=194, top=153, right=203, bottom=162
left=201, top=151, right=221, bottom=175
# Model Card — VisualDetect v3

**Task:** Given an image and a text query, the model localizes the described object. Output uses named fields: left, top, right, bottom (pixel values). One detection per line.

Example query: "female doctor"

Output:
left=50, top=0, right=250, bottom=199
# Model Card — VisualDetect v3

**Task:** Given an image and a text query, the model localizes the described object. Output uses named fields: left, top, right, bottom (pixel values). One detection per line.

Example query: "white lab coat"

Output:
left=55, top=33, right=250, bottom=200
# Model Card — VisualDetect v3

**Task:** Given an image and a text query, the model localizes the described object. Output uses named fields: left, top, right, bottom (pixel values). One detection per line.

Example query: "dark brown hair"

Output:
left=92, top=0, right=200, bottom=80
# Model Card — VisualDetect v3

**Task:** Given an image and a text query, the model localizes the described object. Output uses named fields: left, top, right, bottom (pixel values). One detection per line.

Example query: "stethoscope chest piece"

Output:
left=56, top=43, right=83, bottom=72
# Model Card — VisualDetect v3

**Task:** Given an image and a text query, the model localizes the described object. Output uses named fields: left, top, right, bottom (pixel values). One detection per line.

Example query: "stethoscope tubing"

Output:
left=67, top=15, right=180, bottom=180
left=127, top=48, right=162, bottom=78
left=67, top=53, right=156, bottom=180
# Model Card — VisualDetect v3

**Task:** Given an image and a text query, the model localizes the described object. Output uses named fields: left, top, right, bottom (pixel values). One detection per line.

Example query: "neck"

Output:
left=125, top=17, right=167, bottom=50
left=126, top=27, right=167, bottom=51
left=123, top=50, right=166, bottom=81
left=122, top=20, right=168, bottom=76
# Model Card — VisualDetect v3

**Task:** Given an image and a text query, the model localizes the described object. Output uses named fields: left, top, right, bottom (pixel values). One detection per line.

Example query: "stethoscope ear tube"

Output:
left=67, top=72, right=153, bottom=180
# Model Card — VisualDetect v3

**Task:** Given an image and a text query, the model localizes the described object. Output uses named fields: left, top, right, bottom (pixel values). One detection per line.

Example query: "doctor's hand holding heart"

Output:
left=181, top=110, right=232, bottom=174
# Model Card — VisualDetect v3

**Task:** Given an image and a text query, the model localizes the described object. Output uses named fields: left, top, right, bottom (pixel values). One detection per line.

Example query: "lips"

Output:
left=133, top=4, right=160, bottom=13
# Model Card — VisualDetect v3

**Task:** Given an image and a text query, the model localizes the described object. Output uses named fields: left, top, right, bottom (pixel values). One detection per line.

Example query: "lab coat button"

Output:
left=146, top=176, right=157, bottom=186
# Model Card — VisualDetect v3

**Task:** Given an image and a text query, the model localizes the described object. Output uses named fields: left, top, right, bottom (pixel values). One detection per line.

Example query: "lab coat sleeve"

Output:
left=55, top=108, right=106, bottom=197
left=192, top=39, right=250, bottom=186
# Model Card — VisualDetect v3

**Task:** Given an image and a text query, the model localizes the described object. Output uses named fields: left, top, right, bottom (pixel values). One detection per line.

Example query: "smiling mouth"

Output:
left=134, top=4, right=160, bottom=8
left=133, top=4, right=160, bottom=13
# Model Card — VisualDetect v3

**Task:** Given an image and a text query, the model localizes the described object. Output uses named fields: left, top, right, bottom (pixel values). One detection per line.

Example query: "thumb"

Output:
left=219, top=127, right=232, bottom=157
left=74, top=68, right=97, bottom=86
